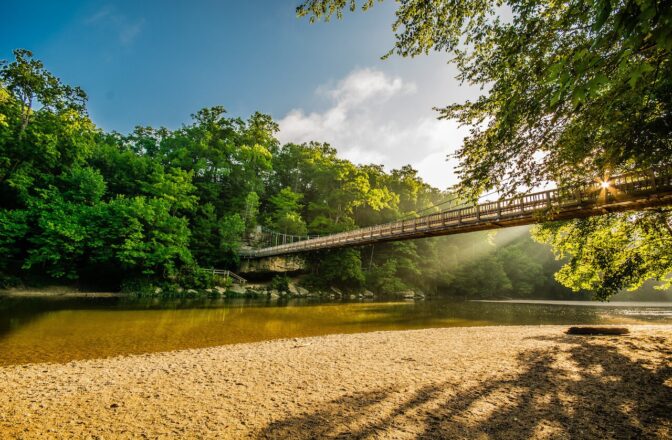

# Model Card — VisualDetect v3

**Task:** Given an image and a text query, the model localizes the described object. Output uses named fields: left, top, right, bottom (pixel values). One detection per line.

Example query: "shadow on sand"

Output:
left=260, top=335, right=672, bottom=439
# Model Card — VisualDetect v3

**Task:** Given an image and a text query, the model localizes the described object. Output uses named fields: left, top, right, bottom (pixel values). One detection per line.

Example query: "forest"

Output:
left=0, top=49, right=668, bottom=300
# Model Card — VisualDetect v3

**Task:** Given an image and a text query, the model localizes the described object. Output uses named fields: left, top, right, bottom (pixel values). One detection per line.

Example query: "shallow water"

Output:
left=0, top=296, right=671, bottom=366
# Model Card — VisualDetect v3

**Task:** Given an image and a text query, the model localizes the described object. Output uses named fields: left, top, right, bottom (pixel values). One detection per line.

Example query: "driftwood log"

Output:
left=566, top=327, right=630, bottom=336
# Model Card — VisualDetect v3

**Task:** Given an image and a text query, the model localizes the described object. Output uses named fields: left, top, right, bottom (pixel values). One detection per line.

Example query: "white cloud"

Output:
left=85, top=6, right=144, bottom=46
left=277, top=68, right=468, bottom=190
left=119, top=20, right=144, bottom=45
left=85, top=6, right=113, bottom=24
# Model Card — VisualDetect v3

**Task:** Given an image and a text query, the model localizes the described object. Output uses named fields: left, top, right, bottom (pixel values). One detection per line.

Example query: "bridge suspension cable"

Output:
left=241, top=168, right=672, bottom=259
left=396, top=187, right=502, bottom=221
left=255, top=188, right=505, bottom=249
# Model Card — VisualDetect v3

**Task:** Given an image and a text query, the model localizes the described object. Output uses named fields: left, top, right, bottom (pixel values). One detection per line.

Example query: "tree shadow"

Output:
left=258, top=333, right=672, bottom=439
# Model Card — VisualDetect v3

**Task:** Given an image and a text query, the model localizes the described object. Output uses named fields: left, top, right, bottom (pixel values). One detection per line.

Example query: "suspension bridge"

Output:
left=240, top=168, right=672, bottom=259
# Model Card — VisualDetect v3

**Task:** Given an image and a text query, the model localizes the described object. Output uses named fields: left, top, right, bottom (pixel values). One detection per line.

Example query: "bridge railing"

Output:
left=204, top=268, right=247, bottom=284
left=242, top=168, right=672, bottom=258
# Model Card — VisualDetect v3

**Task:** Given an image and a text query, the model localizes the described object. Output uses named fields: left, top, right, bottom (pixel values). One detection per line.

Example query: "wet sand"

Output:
left=1, top=325, right=670, bottom=439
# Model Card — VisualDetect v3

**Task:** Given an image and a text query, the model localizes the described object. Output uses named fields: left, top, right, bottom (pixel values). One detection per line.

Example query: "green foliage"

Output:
left=243, top=191, right=260, bottom=230
left=218, top=213, right=246, bottom=265
left=178, top=268, right=215, bottom=290
left=96, top=196, right=193, bottom=278
left=190, top=203, right=220, bottom=267
left=366, top=259, right=408, bottom=294
left=532, top=210, right=672, bottom=300
left=270, top=274, right=290, bottom=293
left=269, top=187, right=308, bottom=236
left=451, top=256, right=513, bottom=298
left=309, top=249, right=365, bottom=289
left=0, top=208, right=30, bottom=271
left=23, top=195, right=90, bottom=279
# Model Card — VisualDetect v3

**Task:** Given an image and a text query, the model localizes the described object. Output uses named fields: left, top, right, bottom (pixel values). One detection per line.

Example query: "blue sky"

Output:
left=1, top=1, right=480, bottom=189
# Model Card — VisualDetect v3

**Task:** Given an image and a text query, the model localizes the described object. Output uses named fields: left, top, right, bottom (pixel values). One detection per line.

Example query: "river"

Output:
left=1, top=295, right=671, bottom=366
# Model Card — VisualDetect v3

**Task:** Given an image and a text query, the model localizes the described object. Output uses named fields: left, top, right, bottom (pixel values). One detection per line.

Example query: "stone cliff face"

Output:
left=238, top=255, right=306, bottom=276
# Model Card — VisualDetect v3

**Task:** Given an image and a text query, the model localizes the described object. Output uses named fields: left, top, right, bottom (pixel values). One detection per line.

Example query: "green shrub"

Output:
left=270, top=274, right=290, bottom=293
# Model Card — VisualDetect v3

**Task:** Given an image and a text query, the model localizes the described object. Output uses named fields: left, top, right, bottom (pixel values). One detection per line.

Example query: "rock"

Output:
left=399, top=290, right=415, bottom=299
left=227, top=284, right=246, bottom=295
left=269, top=290, right=280, bottom=300
left=330, top=286, right=343, bottom=297
left=362, top=290, right=375, bottom=298
left=296, top=286, right=310, bottom=296
left=239, top=255, right=306, bottom=275
left=287, top=283, right=299, bottom=296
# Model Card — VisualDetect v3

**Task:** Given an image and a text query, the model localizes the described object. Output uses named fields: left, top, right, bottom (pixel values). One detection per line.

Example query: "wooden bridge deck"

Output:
left=241, top=169, right=672, bottom=259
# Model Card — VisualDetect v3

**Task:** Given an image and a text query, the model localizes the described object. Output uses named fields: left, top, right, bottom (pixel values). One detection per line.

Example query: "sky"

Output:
left=1, top=0, right=482, bottom=189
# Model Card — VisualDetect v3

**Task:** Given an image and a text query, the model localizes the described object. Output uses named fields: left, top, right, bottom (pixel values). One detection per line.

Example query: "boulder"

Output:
left=399, top=290, right=415, bottom=299
left=227, top=284, right=246, bottom=295
left=244, top=287, right=263, bottom=296
left=362, top=290, right=375, bottom=298
left=288, top=282, right=299, bottom=296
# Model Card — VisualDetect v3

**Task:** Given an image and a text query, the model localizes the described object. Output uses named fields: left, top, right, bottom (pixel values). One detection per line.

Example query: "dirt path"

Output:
left=1, top=325, right=670, bottom=439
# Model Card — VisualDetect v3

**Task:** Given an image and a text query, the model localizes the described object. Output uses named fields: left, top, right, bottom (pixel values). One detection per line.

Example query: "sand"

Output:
left=0, top=325, right=671, bottom=439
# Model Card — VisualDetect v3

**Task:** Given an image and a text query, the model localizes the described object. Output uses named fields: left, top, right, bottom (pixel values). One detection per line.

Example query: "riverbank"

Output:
left=0, top=286, right=124, bottom=298
left=1, top=325, right=670, bottom=439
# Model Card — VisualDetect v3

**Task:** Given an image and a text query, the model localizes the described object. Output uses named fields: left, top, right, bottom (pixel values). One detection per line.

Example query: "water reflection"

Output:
left=0, top=296, right=670, bottom=366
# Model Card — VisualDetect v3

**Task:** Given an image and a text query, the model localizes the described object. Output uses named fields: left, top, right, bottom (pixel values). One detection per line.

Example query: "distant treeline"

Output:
left=0, top=50, right=668, bottom=299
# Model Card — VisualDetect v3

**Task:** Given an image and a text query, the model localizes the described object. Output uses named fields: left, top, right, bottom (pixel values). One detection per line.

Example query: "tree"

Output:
left=1, top=50, right=96, bottom=208
left=218, top=213, right=246, bottom=266
left=532, top=210, right=672, bottom=300
left=190, top=203, right=220, bottom=267
left=268, top=187, right=308, bottom=236
left=310, top=248, right=365, bottom=289
left=298, top=0, right=672, bottom=298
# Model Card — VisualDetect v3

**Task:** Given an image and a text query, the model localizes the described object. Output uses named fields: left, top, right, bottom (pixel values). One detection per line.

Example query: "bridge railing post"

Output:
left=545, top=191, right=551, bottom=209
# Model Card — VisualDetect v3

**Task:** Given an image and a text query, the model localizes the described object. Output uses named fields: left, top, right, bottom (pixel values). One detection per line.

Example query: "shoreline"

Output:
left=473, top=299, right=672, bottom=307
left=0, top=287, right=125, bottom=298
left=1, top=325, right=670, bottom=438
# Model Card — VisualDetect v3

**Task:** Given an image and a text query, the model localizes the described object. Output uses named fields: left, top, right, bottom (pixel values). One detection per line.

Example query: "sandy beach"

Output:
left=1, top=325, right=671, bottom=439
